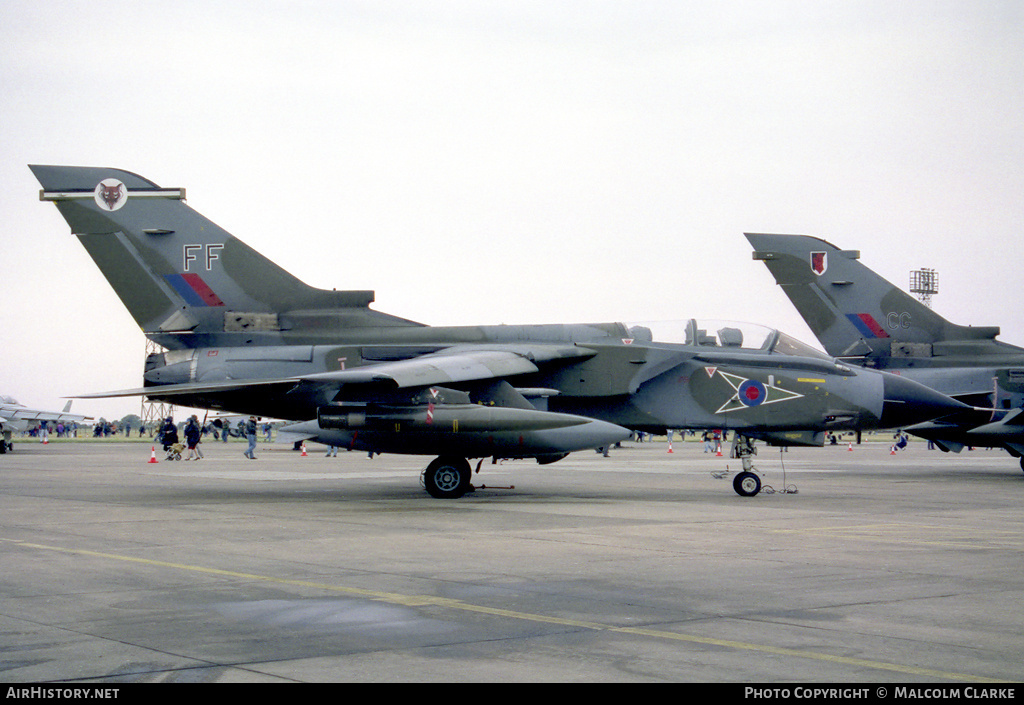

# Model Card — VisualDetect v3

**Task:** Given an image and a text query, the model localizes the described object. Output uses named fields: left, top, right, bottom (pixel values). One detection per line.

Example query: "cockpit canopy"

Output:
left=625, top=319, right=832, bottom=360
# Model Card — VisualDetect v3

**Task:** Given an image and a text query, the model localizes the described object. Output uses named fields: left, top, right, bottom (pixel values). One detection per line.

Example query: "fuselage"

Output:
left=141, top=319, right=961, bottom=443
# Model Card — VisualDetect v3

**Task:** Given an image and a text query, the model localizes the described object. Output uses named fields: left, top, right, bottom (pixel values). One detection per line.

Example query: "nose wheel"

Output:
left=733, top=471, right=761, bottom=497
left=731, top=435, right=762, bottom=497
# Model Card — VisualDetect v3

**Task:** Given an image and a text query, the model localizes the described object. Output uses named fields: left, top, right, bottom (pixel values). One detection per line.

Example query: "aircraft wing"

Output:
left=298, top=348, right=544, bottom=388
left=71, top=380, right=295, bottom=399
left=0, top=404, right=91, bottom=424
left=72, top=345, right=592, bottom=399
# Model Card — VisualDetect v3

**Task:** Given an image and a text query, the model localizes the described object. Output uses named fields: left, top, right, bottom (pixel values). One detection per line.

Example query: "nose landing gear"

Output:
left=731, top=435, right=762, bottom=497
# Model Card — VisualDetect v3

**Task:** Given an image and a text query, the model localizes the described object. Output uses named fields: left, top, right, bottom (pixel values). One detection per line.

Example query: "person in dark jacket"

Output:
left=160, top=417, right=178, bottom=452
left=244, top=416, right=258, bottom=459
left=184, top=415, right=204, bottom=461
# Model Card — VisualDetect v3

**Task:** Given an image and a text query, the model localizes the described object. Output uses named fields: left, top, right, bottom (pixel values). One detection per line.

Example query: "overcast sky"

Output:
left=2, top=1, right=1022, bottom=421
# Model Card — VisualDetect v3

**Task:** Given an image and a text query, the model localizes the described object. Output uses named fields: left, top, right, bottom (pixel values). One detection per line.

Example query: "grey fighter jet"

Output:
left=30, top=166, right=965, bottom=497
left=0, top=397, right=90, bottom=453
left=747, top=232, right=1024, bottom=470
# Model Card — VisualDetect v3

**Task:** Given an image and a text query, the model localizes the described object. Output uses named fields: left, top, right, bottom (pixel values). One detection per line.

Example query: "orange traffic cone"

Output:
left=715, top=446, right=723, bottom=457
left=667, top=439, right=673, bottom=453
left=848, top=442, right=853, bottom=451
left=148, top=446, right=158, bottom=464
left=301, top=443, right=308, bottom=456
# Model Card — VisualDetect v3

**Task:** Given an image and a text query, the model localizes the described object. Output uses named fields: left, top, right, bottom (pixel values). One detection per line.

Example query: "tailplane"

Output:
left=745, top=233, right=1008, bottom=363
left=31, top=165, right=421, bottom=349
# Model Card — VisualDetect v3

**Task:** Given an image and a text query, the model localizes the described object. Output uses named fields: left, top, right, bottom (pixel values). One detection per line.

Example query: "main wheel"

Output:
left=423, top=456, right=473, bottom=499
left=733, top=471, right=761, bottom=497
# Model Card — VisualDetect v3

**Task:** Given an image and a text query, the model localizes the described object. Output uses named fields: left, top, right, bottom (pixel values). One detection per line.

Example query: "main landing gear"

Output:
left=730, top=435, right=762, bottom=497
left=422, top=456, right=475, bottom=499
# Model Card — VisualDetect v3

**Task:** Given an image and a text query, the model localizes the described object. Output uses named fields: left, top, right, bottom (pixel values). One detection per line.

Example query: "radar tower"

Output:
left=909, top=268, right=939, bottom=309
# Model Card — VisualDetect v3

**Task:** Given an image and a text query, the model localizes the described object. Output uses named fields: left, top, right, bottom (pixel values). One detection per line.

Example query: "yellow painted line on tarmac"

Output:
left=2, top=537, right=1008, bottom=682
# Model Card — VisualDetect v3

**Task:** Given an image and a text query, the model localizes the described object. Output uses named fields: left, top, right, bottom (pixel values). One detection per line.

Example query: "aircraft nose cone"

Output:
left=880, top=374, right=968, bottom=428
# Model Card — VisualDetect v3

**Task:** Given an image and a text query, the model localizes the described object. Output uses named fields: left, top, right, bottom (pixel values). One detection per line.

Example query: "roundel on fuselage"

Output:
left=737, top=379, right=766, bottom=407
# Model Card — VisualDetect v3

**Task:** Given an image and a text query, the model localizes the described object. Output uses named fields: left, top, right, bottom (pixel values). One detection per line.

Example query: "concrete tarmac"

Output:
left=1, top=437, right=1022, bottom=683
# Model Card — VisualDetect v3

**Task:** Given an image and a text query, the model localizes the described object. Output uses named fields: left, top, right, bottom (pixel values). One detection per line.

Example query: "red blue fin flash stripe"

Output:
left=846, top=313, right=889, bottom=339
left=165, top=273, right=225, bottom=307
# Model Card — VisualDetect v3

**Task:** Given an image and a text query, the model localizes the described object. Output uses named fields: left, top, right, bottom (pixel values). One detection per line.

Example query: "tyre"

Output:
left=424, top=456, right=473, bottom=499
left=733, top=471, right=761, bottom=497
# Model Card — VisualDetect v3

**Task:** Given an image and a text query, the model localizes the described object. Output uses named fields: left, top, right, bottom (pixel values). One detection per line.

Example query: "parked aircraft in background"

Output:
left=747, top=232, right=1024, bottom=471
left=30, top=166, right=966, bottom=497
left=0, top=396, right=90, bottom=453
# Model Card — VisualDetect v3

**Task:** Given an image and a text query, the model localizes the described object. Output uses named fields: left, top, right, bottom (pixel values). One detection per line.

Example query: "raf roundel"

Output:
left=94, top=178, right=127, bottom=212
left=737, top=379, right=766, bottom=407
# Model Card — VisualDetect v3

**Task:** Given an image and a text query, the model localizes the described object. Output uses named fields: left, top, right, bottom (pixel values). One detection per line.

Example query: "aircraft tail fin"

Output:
left=745, top=233, right=1003, bottom=362
left=30, top=165, right=421, bottom=349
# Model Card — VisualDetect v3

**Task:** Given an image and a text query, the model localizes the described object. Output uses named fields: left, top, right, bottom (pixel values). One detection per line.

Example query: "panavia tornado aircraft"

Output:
left=746, top=232, right=1024, bottom=471
left=29, top=165, right=965, bottom=498
left=0, top=396, right=90, bottom=453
